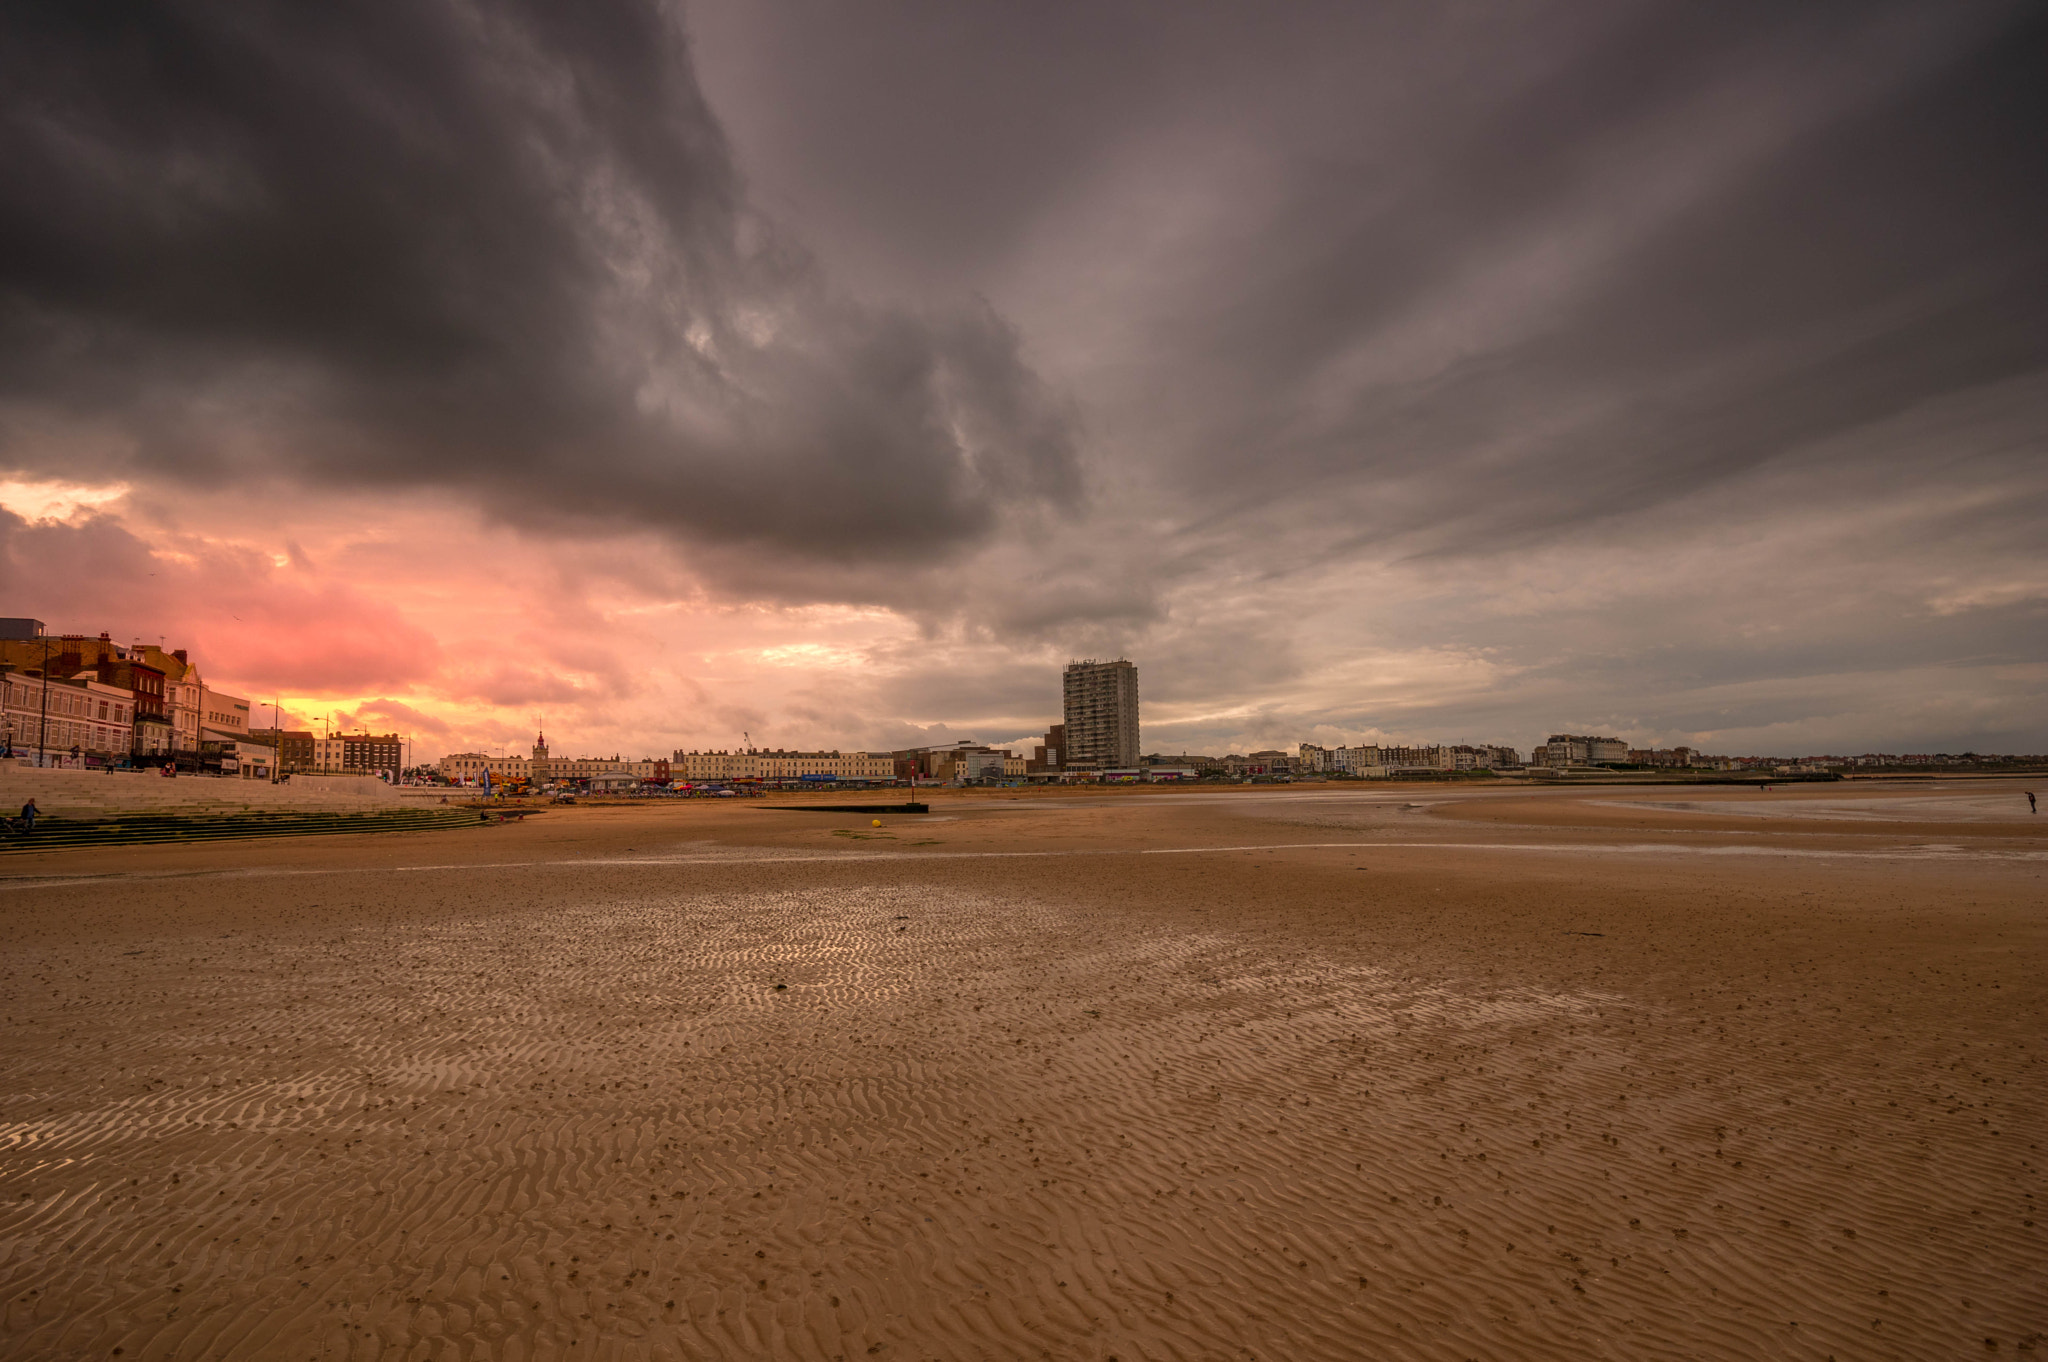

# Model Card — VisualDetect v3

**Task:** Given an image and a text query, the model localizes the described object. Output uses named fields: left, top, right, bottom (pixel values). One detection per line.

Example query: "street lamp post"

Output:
left=36, top=634, right=51, bottom=768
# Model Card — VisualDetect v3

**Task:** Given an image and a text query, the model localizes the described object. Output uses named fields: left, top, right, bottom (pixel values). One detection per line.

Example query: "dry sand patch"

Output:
left=1, top=792, right=2042, bottom=1359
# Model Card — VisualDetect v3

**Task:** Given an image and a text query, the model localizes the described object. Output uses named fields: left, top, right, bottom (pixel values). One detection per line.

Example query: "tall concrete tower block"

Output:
left=1062, top=659, right=1140, bottom=768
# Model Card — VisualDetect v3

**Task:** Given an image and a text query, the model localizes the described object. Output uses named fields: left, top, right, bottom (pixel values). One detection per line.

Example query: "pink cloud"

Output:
left=0, top=491, right=992, bottom=761
left=207, top=587, right=441, bottom=694
left=440, top=665, right=595, bottom=708
left=335, top=698, right=454, bottom=738
left=0, top=508, right=438, bottom=694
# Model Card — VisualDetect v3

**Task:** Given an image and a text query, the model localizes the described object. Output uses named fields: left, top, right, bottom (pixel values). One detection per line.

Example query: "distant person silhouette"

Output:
left=18, top=799, right=36, bottom=832
left=2028, top=790, right=2037, bottom=814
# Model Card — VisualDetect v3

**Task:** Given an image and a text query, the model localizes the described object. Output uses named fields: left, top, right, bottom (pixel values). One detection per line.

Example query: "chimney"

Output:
left=173, top=649, right=188, bottom=664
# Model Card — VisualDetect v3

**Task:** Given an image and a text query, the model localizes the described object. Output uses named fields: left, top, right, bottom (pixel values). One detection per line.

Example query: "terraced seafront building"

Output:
left=1063, top=658, right=1140, bottom=770
left=671, top=749, right=896, bottom=782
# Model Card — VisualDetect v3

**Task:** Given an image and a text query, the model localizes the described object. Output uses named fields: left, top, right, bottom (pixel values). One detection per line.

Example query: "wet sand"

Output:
left=2, top=782, right=2043, bottom=1359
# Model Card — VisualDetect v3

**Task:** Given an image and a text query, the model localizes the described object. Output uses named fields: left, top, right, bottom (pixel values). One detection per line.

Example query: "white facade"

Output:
left=1326, top=741, right=1517, bottom=774
left=201, top=687, right=252, bottom=744
left=546, top=755, right=645, bottom=780
left=1536, top=735, right=1627, bottom=767
left=449, top=740, right=674, bottom=786
left=227, top=740, right=275, bottom=780
left=2, top=673, right=134, bottom=763
left=169, top=672, right=202, bottom=750
left=960, top=750, right=1006, bottom=780
left=438, top=752, right=530, bottom=783
left=672, top=750, right=895, bottom=781
left=1330, top=745, right=1384, bottom=774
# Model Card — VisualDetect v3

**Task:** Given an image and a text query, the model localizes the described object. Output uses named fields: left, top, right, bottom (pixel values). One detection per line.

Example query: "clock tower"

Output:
left=531, top=731, right=550, bottom=786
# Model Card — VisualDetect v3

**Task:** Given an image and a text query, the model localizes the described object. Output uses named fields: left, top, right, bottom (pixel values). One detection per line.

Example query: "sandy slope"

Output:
left=1, top=784, right=2042, bottom=1359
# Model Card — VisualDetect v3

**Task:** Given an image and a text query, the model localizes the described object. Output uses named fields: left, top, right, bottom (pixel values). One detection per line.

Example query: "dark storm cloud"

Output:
left=1192, top=0, right=2048, bottom=551
left=700, top=0, right=2046, bottom=545
left=0, top=0, right=1078, bottom=559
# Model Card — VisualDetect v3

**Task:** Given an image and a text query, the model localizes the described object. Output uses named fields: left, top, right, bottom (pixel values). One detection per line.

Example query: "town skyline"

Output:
left=8, top=617, right=2040, bottom=779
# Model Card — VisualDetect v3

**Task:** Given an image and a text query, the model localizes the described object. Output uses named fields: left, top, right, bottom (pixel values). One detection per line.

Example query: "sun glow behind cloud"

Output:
left=0, top=487, right=981, bottom=761
left=0, top=479, right=131, bottom=524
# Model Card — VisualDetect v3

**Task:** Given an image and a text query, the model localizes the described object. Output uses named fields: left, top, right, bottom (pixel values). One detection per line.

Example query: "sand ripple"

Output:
left=1, top=833, right=2042, bottom=1359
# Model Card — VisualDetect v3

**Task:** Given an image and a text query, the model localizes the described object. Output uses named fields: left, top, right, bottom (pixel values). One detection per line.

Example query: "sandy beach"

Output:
left=2, top=780, right=2042, bottom=1359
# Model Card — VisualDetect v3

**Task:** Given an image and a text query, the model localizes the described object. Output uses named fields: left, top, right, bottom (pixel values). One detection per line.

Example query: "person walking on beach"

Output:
left=2028, top=790, right=2037, bottom=814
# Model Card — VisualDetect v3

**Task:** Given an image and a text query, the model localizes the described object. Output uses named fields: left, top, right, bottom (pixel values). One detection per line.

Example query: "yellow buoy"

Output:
left=871, top=819, right=882, bottom=827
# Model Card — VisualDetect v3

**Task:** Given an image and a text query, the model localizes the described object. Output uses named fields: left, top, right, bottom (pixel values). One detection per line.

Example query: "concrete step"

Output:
left=0, top=765, right=429, bottom=818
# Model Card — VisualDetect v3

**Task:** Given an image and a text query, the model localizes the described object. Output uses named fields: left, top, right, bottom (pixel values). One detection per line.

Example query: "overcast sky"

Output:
left=2, top=0, right=2043, bottom=760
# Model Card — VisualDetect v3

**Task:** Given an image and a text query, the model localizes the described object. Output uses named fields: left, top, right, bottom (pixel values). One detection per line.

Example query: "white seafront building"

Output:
left=672, top=749, right=896, bottom=782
